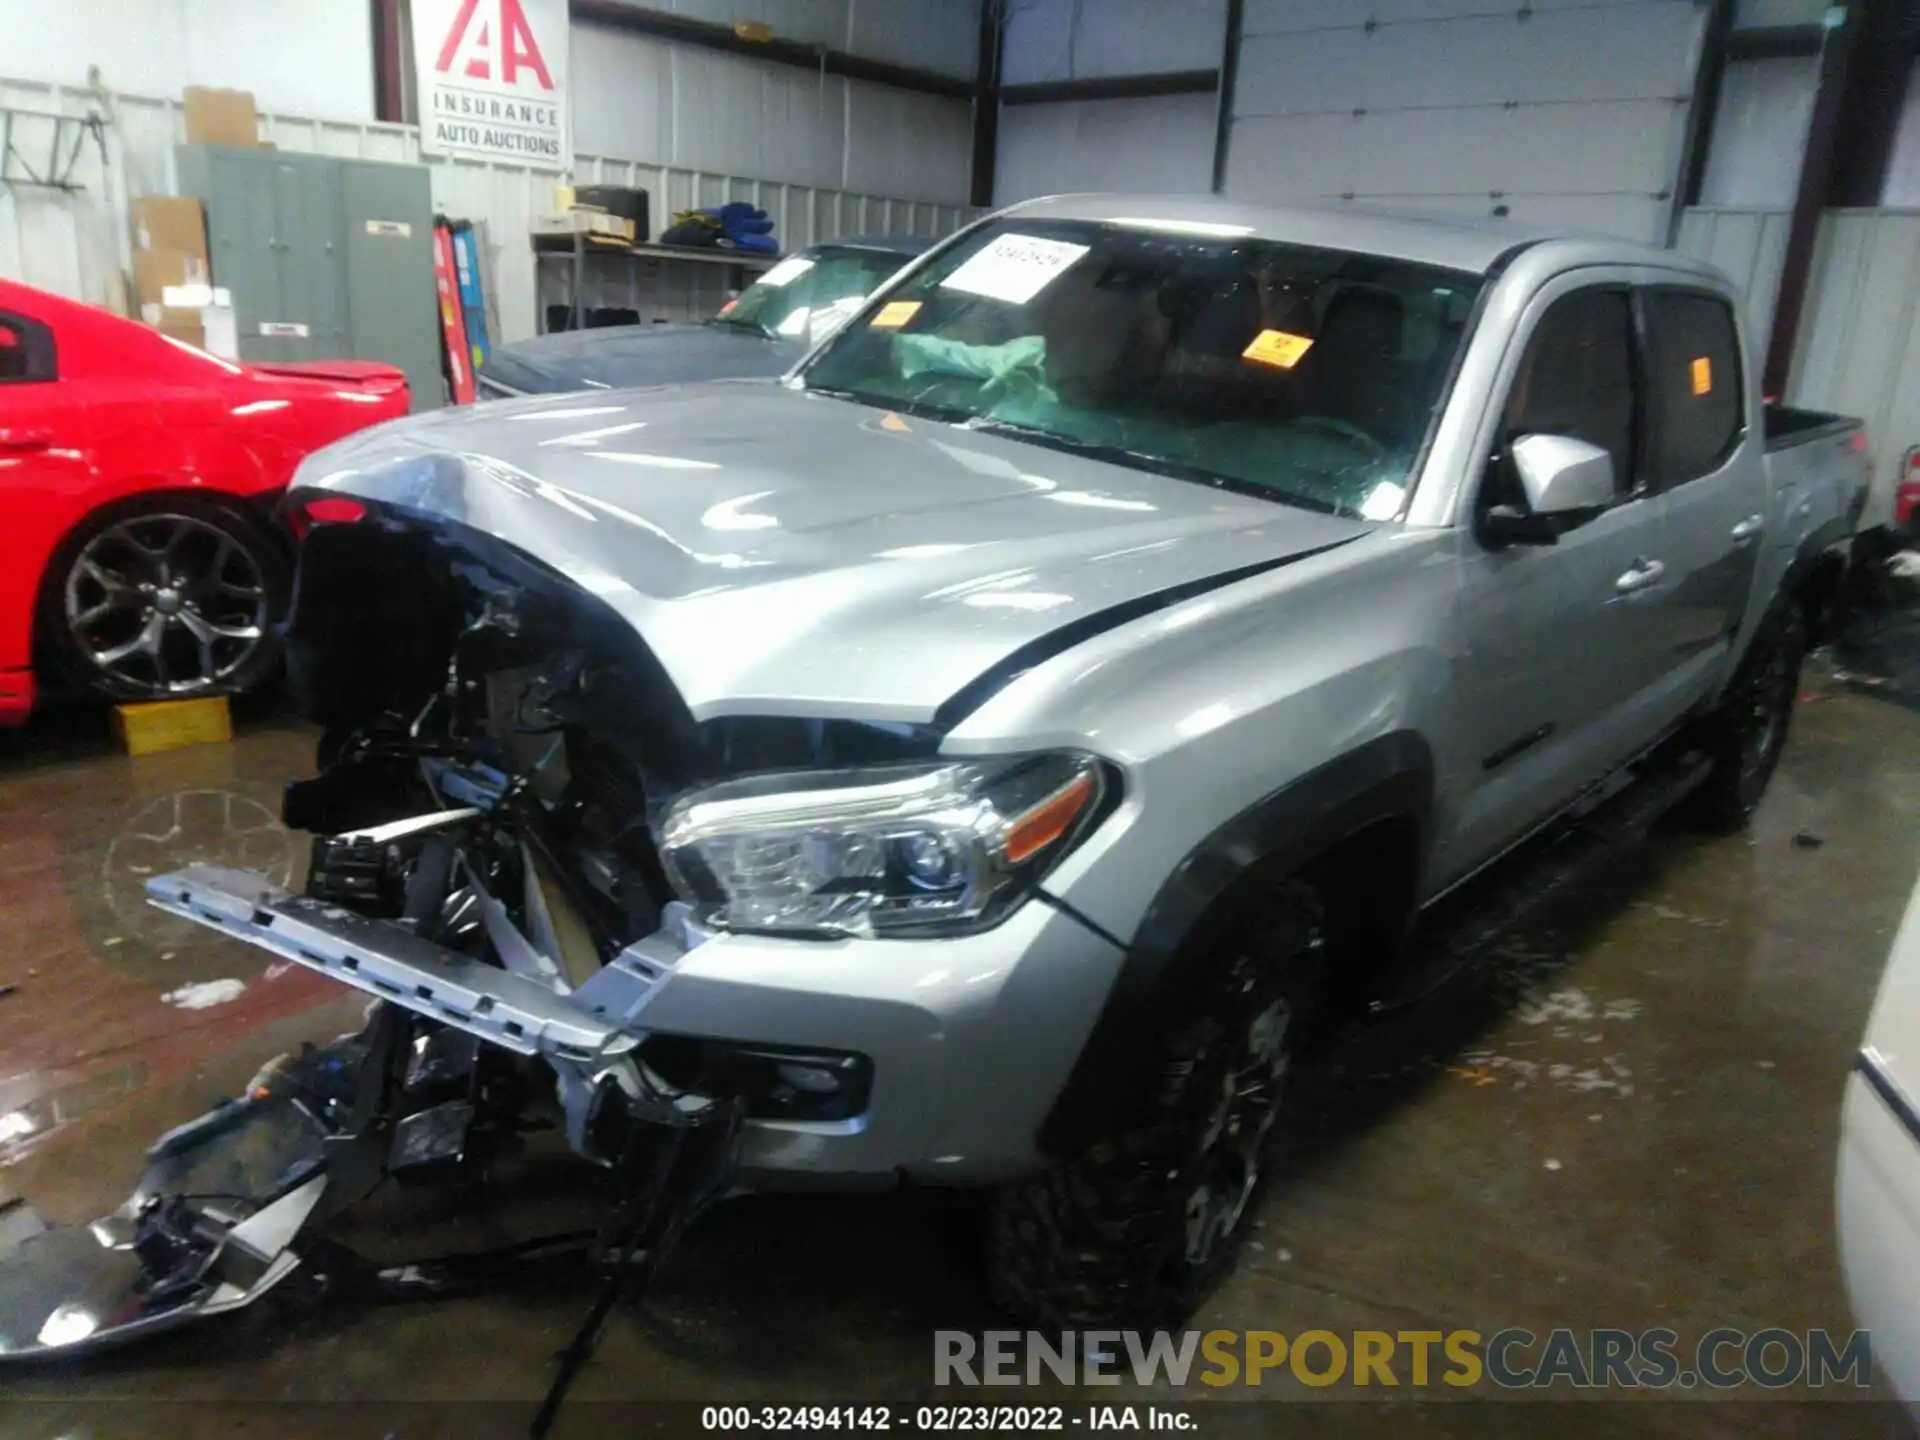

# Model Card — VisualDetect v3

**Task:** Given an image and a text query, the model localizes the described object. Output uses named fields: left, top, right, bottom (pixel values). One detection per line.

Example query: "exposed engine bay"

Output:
left=0, top=507, right=961, bottom=1418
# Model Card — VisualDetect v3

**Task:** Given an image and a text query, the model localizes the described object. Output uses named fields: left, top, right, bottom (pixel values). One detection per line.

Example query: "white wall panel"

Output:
left=1228, top=0, right=1701, bottom=243
left=996, top=93, right=1217, bottom=204
left=0, top=76, right=974, bottom=352
left=0, top=0, right=374, bottom=121
left=568, top=26, right=678, bottom=164
left=844, top=84, right=973, bottom=201
left=588, top=0, right=979, bottom=75
left=1673, top=206, right=1790, bottom=352
left=1002, top=0, right=1227, bottom=84
left=568, top=19, right=971, bottom=202
left=1880, top=62, right=1920, bottom=207
left=1788, top=210, right=1920, bottom=527
left=846, top=0, right=979, bottom=78
left=1245, top=0, right=1645, bottom=31
left=1698, top=58, right=1816, bottom=207
left=1237, top=5, right=1698, bottom=113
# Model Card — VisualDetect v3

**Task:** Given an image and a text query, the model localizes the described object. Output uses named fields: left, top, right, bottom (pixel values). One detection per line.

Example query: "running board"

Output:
left=146, top=866, right=633, bottom=1065
left=1376, top=750, right=1713, bottom=1012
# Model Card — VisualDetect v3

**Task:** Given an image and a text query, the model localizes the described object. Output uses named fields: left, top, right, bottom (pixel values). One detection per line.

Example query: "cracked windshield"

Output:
left=801, top=218, right=1483, bottom=518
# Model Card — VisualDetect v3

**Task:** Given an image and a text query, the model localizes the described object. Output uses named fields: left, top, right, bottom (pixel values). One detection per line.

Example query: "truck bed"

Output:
left=1765, top=402, right=1860, bottom=451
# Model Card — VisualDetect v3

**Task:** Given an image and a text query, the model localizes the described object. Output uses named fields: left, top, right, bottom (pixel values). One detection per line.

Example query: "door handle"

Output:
left=0, top=427, right=52, bottom=454
left=1730, top=513, right=1765, bottom=543
left=1614, top=558, right=1666, bottom=595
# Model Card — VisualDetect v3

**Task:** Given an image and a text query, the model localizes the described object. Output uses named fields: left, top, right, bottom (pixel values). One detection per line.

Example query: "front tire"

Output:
left=39, top=497, right=290, bottom=703
left=1689, top=597, right=1807, bottom=833
left=987, top=880, right=1328, bottom=1327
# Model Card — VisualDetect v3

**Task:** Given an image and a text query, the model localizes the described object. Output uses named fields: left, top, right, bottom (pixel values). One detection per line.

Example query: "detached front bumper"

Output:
left=148, top=866, right=1125, bottom=1186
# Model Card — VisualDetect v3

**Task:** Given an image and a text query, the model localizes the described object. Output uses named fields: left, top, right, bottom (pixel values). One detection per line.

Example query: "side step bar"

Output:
left=146, top=866, right=633, bottom=1065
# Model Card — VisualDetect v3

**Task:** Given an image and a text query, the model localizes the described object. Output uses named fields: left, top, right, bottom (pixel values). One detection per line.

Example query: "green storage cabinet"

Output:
left=178, top=145, right=442, bottom=409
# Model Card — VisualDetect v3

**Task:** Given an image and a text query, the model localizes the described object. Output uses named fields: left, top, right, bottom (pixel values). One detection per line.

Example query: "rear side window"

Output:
left=1644, top=289, right=1743, bottom=486
left=0, top=314, right=55, bottom=383
left=1500, top=287, right=1638, bottom=493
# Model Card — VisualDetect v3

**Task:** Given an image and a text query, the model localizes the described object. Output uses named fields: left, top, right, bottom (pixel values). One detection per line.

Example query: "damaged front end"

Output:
left=0, top=502, right=930, bottom=1377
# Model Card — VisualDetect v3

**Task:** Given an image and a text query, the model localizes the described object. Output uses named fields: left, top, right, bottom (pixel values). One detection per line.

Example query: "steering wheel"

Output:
left=1293, top=414, right=1388, bottom=460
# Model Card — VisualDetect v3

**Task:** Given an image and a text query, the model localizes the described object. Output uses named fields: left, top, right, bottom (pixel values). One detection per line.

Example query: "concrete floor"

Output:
left=0, top=668, right=1916, bottom=1439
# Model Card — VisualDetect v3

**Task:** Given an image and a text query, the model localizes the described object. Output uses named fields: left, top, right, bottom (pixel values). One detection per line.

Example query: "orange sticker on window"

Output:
left=870, top=300, right=923, bottom=330
left=1690, top=356, right=1713, bottom=396
left=1242, top=329, right=1315, bottom=370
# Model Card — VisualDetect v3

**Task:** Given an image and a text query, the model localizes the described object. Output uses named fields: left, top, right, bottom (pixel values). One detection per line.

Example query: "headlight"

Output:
left=657, top=752, right=1108, bottom=939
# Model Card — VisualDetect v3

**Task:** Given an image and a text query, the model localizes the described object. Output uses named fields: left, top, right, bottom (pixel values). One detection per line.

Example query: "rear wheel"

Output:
left=40, top=498, right=290, bottom=703
left=1689, top=597, right=1807, bottom=833
left=986, top=879, right=1328, bottom=1327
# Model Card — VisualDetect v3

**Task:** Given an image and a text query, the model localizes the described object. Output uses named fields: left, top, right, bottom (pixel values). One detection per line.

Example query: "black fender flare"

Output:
left=1038, top=730, right=1434, bottom=1156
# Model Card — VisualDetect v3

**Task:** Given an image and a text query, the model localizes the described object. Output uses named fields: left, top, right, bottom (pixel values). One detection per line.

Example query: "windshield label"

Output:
left=758, top=255, right=817, bottom=288
left=1690, top=356, right=1713, bottom=395
left=941, top=234, right=1089, bottom=305
left=1243, top=329, right=1315, bottom=370
left=870, top=300, right=923, bottom=329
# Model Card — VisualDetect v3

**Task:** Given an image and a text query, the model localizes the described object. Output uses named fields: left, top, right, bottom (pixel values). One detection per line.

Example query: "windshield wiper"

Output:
left=963, top=417, right=1339, bottom=516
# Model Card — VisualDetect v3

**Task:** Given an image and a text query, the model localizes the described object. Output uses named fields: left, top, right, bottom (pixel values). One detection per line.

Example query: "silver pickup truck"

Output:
left=0, top=197, right=1870, bottom=1360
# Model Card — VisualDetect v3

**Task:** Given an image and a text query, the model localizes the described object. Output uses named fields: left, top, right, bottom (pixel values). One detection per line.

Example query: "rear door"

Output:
left=1637, top=286, right=1761, bottom=714
left=1436, top=278, right=1673, bottom=887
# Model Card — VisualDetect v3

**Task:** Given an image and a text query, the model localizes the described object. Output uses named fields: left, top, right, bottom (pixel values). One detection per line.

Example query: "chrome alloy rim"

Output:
left=64, top=514, right=269, bottom=694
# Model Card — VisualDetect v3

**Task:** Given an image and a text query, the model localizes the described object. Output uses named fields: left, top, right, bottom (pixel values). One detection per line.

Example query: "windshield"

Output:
left=712, top=245, right=912, bottom=339
left=798, top=219, right=1483, bottom=517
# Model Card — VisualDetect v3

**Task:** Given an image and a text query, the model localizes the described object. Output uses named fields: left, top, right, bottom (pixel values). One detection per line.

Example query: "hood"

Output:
left=297, top=383, right=1372, bottom=724
left=478, top=323, right=796, bottom=395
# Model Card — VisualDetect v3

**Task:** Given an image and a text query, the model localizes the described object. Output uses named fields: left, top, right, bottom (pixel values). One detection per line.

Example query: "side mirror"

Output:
left=1512, top=433, right=1615, bottom=514
left=1480, top=433, right=1616, bottom=548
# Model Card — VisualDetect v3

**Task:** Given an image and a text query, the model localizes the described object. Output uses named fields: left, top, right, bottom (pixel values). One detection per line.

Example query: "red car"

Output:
left=0, top=278, right=410, bottom=723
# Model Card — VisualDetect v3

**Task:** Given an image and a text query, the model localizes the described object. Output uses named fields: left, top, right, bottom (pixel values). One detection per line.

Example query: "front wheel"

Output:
left=40, top=498, right=291, bottom=703
left=1688, top=598, right=1808, bottom=833
left=986, top=879, right=1328, bottom=1327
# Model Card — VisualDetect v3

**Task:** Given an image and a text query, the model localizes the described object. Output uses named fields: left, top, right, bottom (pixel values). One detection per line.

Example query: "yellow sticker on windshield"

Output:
left=870, top=300, right=922, bottom=330
left=1243, top=329, right=1315, bottom=370
left=1691, top=356, right=1713, bottom=395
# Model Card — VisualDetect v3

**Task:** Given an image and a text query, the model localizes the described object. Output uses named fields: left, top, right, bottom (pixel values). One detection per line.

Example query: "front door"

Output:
left=1434, top=280, right=1673, bottom=891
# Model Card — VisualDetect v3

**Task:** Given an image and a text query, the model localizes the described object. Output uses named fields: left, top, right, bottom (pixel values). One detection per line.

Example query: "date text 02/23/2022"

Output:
left=701, top=1406, right=1193, bottom=1432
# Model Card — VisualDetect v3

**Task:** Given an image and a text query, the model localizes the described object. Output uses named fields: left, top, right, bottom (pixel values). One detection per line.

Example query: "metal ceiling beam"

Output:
left=1211, top=0, right=1245, bottom=193
left=999, top=69, right=1219, bottom=106
left=1763, top=5, right=1860, bottom=397
left=1668, top=0, right=1736, bottom=243
left=971, top=1, right=1004, bottom=208
left=568, top=0, right=978, bottom=100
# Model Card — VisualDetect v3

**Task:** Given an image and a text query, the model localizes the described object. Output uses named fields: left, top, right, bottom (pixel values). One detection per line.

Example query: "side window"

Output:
left=1498, top=288, right=1637, bottom=493
left=0, top=314, right=56, bottom=384
left=1643, top=289, right=1743, bottom=486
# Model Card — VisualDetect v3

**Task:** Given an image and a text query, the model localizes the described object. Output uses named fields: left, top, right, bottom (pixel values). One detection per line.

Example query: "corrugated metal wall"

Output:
left=1786, top=209, right=1920, bottom=528
left=0, top=76, right=974, bottom=347
left=569, top=20, right=975, bottom=204
left=1673, top=206, right=1791, bottom=355
left=1676, top=204, right=1920, bottom=529
left=1226, top=0, right=1705, bottom=244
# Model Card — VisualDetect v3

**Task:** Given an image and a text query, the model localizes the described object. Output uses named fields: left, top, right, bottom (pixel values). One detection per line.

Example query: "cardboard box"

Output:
left=144, top=309, right=208, bottom=350
left=130, top=196, right=208, bottom=260
left=183, top=87, right=259, bottom=147
left=532, top=209, right=637, bottom=244
left=132, top=248, right=210, bottom=308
